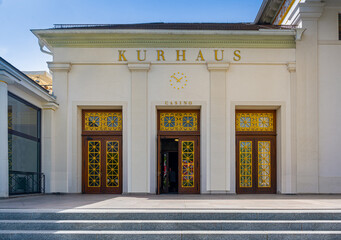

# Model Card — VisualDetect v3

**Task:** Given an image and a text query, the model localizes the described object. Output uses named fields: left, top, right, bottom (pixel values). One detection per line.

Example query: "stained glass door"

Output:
left=236, top=136, right=276, bottom=194
left=83, top=136, right=122, bottom=194
left=178, top=136, right=199, bottom=194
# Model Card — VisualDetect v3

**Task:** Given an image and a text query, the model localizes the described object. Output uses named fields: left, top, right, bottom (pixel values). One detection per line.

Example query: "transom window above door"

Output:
left=159, top=111, right=199, bottom=132
left=84, top=111, right=122, bottom=132
left=236, top=111, right=275, bottom=132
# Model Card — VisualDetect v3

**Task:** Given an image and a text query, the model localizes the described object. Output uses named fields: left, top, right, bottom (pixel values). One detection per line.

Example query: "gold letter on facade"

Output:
left=137, top=50, right=147, bottom=61
left=196, top=50, right=205, bottom=61
left=214, top=50, right=224, bottom=61
left=157, top=50, right=165, bottom=61
left=118, top=50, right=127, bottom=61
left=233, top=50, right=241, bottom=61
left=176, top=50, right=186, bottom=61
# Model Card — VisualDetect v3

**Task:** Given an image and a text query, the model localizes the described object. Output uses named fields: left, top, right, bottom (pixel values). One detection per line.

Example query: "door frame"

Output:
left=235, top=110, right=277, bottom=194
left=157, top=109, right=201, bottom=194
left=81, top=110, right=123, bottom=194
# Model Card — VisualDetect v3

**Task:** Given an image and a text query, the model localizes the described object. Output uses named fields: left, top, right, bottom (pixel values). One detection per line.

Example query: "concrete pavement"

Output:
left=0, top=194, right=341, bottom=210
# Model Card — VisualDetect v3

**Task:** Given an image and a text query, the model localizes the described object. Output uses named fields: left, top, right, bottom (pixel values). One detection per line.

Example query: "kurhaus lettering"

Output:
left=117, top=49, right=242, bottom=62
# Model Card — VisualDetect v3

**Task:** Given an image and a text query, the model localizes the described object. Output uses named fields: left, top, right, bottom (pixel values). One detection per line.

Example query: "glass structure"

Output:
left=8, top=92, right=42, bottom=195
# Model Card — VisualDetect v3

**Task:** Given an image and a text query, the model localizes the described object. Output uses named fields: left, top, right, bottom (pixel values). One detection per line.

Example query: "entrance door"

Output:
left=235, top=110, right=276, bottom=194
left=236, top=136, right=276, bottom=194
left=83, top=136, right=122, bottom=194
left=82, top=109, right=123, bottom=194
left=157, top=110, right=200, bottom=194
left=158, top=136, right=200, bottom=194
left=178, top=136, right=200, bottom=194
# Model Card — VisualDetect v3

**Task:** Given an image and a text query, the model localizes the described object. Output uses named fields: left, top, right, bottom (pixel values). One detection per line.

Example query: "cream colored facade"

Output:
left=0, top=0, right=337, bottom=197
left=43, top=47, right=296, bottom=194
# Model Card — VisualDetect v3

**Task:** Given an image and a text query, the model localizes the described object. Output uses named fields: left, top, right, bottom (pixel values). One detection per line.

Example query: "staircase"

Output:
left=0, top=209, right=341, bottom=239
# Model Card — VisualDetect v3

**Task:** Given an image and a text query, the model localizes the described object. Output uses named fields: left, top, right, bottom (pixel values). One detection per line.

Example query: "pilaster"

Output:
left=128, top=62, right=150, bottom=193
left=295, top=2, right=324, bottom=193
left=42, top=102, right=59, bottom=193
left=47, top=62, right=71, bottom=193
left=0, top=80, right=8, bottom=197
left=207, top=62, right=229, bottom=192
left=287, top=62, right=297, bottom=194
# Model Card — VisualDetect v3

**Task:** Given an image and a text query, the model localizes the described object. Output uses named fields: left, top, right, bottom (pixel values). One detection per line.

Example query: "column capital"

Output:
left=42, top=102, right=59, bottom=111
left=0, top=70, right=16, bottom=85
left=128, top=62, right=151, bottom=72
left=287, top=62, right=296, bottom=73
left=207, top=62, right=230, bottom=71
left=297, top=1, right=325, bottom=22
left=47, top=62, right=71, bottom=73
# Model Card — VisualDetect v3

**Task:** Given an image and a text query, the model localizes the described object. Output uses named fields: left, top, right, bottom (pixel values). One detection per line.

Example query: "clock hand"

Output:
left=171, top=75, right=178, bottom=81
left=177, top=77, right=183, bottom=82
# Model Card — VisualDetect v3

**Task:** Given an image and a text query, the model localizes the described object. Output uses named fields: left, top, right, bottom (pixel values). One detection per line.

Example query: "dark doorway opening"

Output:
left=160, top=139, right=178, bottom=194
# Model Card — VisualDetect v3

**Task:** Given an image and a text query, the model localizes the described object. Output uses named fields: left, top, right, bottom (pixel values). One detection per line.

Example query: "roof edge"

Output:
left=0, top=57, right=56, bottom=102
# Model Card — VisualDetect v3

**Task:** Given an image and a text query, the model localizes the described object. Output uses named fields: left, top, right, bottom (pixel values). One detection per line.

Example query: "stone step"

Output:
left=1, top=219, right=341, bottom=231
left=1, top=209, right=341, bottom=220
left=1, top=230, right=341, bottom=240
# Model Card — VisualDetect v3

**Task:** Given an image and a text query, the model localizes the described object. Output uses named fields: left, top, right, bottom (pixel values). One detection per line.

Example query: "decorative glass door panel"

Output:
left=236, top=136, right=276, bottom=194
left=106, top=141, right=120, bottom=188
left=178, top=137, right=199, bottom=194
left=258, top=141, right=271, bottom=188
left=83, top=136, right=122, bottom=194
left=239, top=141, right=252, bottom=188
left=88, top=141, right=101, bottom=188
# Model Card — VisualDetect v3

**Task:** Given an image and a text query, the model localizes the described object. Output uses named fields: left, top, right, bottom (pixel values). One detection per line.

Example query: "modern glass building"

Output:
left=0, top=57, right=57, bottom=197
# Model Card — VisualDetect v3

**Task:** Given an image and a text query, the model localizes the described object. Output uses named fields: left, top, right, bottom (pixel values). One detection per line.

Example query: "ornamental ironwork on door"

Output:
left=82, top=110, right=122, bottom=194
left=236, top=111, right=276, bottom=194
left=159, top=111, right=199, bottom=132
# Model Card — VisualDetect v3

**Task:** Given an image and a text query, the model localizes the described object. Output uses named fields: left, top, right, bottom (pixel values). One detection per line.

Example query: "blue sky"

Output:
left=0, top=0, right=262, bottom=71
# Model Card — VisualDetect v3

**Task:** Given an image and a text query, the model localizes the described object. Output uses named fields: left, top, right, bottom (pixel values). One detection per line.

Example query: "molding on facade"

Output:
left=295, top=28, right=306, bottom=41
left=32, top=31, right=296, bottom=49
left=298, top=1, right=325, bottom=20
left=128, top=62, right=151, bottom=71
left=287, top=62, right=296, bottom=72
left=0, top=70, right=17, bottom=85
left=289, top=1, right=325, bottom=25
left=47, top=62, right=71, bottom=72
left=207, top=62, right=230, bottom=71
left=42, top=102, right=59, bottom=111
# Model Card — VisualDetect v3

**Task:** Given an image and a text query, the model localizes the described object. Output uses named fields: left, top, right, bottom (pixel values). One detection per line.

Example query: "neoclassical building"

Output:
left=1, top=0, right=340, bottom=197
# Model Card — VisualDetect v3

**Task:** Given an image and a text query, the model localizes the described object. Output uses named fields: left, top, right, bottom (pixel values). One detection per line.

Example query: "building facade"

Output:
left=0, top=57, right=57, bottom=197
left=1, top=0, right=340, bottom=197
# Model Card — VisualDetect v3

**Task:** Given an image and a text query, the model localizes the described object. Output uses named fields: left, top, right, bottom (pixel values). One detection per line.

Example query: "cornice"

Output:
left=128, top=62, right=151, bottom=71
left=207, top=62, right=230, bottom=71
left=297, top=1, right=325, bottom=21
left=33, top=32, right=296, bottom=49
left=42, top=102, right=59, bottom=111
left=287, top=62, right=296, bottom=72
left=47, top=62, right=71, bottom=72
left=0, top=70, right=17, bottom=84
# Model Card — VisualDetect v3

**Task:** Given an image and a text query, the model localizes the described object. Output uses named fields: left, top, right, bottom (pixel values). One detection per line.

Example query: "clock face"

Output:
left=169, top=72, right=188, bottom=90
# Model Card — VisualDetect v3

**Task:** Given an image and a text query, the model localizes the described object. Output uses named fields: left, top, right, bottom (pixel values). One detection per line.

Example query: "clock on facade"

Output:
left=169, top=72, right=188, bottom=90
